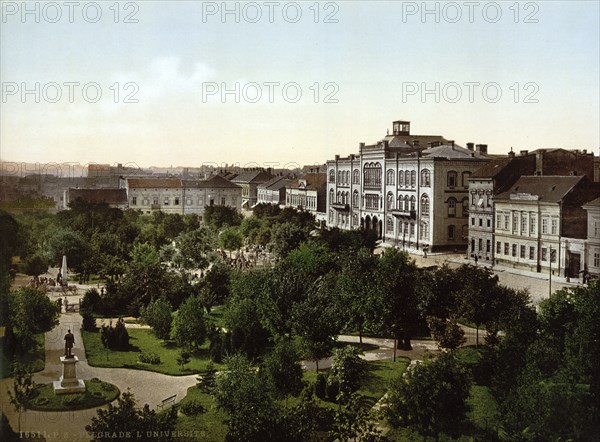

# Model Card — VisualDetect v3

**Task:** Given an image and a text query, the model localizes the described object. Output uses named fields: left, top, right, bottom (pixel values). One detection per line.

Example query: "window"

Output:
left=594, top=222, right=600, bottom=237
left=410, top=196, right=416, bottom=212
left=447, top=171, right=457, bottom=187
left=398, top=171, right=404, bottom=187
left=405, top=171, right=410, bottom=187
left=496, top=214, right=502, bottom=228
left=221, top=197, right=226, bottom=205
left=504, top=242, right=509, bottom=255
left=410, top=171, right=416, bottom=187
left=186, top=198, right=192, bottom=205
left=550, top=249, right=556, bottom=263
left=352, top=190, right=359, bottom=208
left=131, top=196, right=137, bottom=205
left=551, top=219, right=558, bottom=235
left=595, top=253, right=600, bottom=267
left=486, top=240, right=491, bottom=253
left=421, top=194, right=430, bottom=215
left=487, top=219, right=491, bottom=228
left=337, top=171, right=342, bottom=184
left=353, top=169, right=360, bottom=184
left=521, top=213, right=527, bottom=234
left=153, top=197, right=159, bottom=205
left=163, top=197, right=169, bottom=205
left=421, top=169, right=431, bottom=187
left=448, top=225, right=455, bottom=240
left=542, top=248, right=547, bottom=261
left=386, top=170, right=395, bottom=185
left=520, top=245, right=526, bottom=258
left=530, top=215, right=536, bottom=234
left=329, top=170, right=335, bottom=183
left=386, top=217, right=393, bottom=233
left=387, top=192, right=394, bottom=210
left=448, top=198, right=456, bottom=217
left=478, top=238, right=483, bottom=251
left=496, top=241, right=501, bottom=254
left=529, top=246, right=535, bottom=260
left=513, top=213, right=518, bottom=233
left=504, top=214, right=509, bottom=230
left=462, top=199, right=469, bottom=216
left=404, top=195, right=410, bottom=211
left=363, top=162, right=382, bottom=188
left=512, top=244, right=517, bottom=257
left=410, top=223, right=415, bottom=237
left=542, top=218, right=548, bottom=234
left=365, top=194, right=379, bottom=210
left=329, top=189, right=334, bottom=204
left=471, top=217, right=475, bottom=226
left=462, top=171, right=471, bottom=188
left=174, top=197, right=180, bottom=205
left=479, top=218, right=483, bottom=227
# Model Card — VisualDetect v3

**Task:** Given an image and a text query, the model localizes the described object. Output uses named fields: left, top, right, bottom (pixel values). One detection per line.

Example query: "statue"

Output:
left=64, top=329, right=75, bottom=358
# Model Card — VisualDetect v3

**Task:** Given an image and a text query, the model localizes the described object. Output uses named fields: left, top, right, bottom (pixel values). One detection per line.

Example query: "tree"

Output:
left=213, top=353, right=280, bottom=441
left=427, top=317, right=466, bottom=351
left=171, top=227, right=215, bottom=271
left=23, top=253, right=48, bottom=277
left=225, top=297, right=270, bottom=359
left=47, top=227, right=90, bottom=272
left=7, top=287, right=60, bottom=353
left=330, top=392, right=386, bottom=442
left=328, top=346, right=367, bottom=399
left=386, top=353, right=472, bottom=440
left=199, top=260, right=231, bottom=311
left=171, top=295, right=207, bottom=351
left=8, top=363, right=35, bottom=433
left=262, top=340, right=304, bottom=401
left=204, top=205, right=243, bottom=230
left=239, top=217, right=264, bottom=243
left=176, top=350, right=191, bottom=371
left=270, top=222, right=309, bottom=259
left=219, top=227, right=243, bottom=257
left=139, top=297, right=173, bottom=340
left=86, top=390, right=177, bottom=441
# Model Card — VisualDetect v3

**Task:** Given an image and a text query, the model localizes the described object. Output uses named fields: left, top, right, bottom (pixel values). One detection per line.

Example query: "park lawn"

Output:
left=0, top=334, right=45, bottom=379
left=82, top=329, right=224, bottom=375
left=175, top=386, right=228, bottom=442
left=207, top=305, right=226, bottom=329
left=359, top=358, right=410, bottom=406
left=25, top=378, right=120, bottom=411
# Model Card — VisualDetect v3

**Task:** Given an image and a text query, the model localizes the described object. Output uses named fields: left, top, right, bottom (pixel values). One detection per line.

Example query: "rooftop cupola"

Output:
left=392, top=120, right=410, bottom=136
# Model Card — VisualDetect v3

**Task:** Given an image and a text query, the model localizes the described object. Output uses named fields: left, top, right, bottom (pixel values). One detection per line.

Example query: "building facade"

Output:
left=583, top=197, right=600, bottom=278
left=286, top=173, right=327, bottom=220
left=326, top=120, right=490, bottom=252
left=232, top=169, right=274, bottom=210
left=257, top=177, right=290, bottom=205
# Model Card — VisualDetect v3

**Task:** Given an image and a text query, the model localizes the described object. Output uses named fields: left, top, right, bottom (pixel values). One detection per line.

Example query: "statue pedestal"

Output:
left=53, top=356, right=85, bottom=395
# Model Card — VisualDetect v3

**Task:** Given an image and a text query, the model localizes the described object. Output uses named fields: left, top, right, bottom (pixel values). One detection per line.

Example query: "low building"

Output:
left=583, top=197, right=600, bottom=278
left=182, top=175, right=242, bottom=218
left=286, top=173, right=327, bottom=220
left=493, top=175, right=600, bottom=277
left=257, top=177, right=290, bottom=206
left=126, top=178, right=183, bottom=214
left=232, top=169, right=274, bottom=210
left=65, top=188, right=128, bottom=209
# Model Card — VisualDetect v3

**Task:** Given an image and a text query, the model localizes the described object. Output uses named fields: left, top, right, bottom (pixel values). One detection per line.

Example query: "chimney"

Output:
left=476, top=144, right=488, bottom=154
left=520, top=150, right=528, bottom=156
left=449, top=140, right=455, bottom=148
left=382, top=140, right=389, bottom=149
left=508, top=150, right=515, bottom=158
left=570, top=171, right=578, bottom=176
left=359, top=142, right=365, bottom=153
left=583, top=149, right=587, bottom=154
left=466, top=142, right=474, bottom=151
left=335, top=155, right=340, bottom=161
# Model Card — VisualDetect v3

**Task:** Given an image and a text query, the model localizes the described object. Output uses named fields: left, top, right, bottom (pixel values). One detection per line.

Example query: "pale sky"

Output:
left=1, top=1, right=599, bottom=169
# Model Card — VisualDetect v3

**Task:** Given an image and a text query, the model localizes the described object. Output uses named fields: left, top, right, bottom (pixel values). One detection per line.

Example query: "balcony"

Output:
left=331, top=202, right=350, bottom=212
left=390, top=209, right=416, bottom=219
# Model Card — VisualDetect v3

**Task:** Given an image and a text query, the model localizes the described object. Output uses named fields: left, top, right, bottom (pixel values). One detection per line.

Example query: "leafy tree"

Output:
left=262, top=340, right=304, bottom=400
left=130, top=242, right=160, bottom=266
left=204, top=205, right=243, bottom=230
left=23, top=253, right=48, bottom=277
left=8, top=363, right=35, bottom=433
left=100, top=318, right=130, bottom=350
left=225, top=297, right=270, bottom=358
left=270, top=222, right=309, bottom=259
left=219, top=227, right=243, bottom=257
left=239, top=216, right=264, bottom=243
left=253, top=203, right=281, bottom=219
left=328, top=346, right=367, bottom=398
left=386, top=353, right=472, bottom=440
left=177, top=350, right=191, bottom=371
left=330, top=392, right=386, bottom=442
left=213, top=353, right=280, bottom=441
left=86, top=390, right=177, bottom=441
left=7, top=287, right=60, bottom=353
left=171, top=226, right=215, bottom=271
left=427, top=317, right=466, bottom=351
left=199, top=260, right=231, bottom=311
left=47, top=227, right=90, bottom=272
left=171, top=295, right=207, bottom=351
left=139, top=297, right=173, bottom=340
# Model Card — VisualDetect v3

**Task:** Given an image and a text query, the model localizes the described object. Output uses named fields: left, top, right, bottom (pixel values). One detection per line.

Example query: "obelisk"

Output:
left=61, top=255, right=67, bottom=285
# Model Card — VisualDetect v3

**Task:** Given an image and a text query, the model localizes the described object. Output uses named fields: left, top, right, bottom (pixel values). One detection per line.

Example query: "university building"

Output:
left=326, top=120, right=490, bottom=252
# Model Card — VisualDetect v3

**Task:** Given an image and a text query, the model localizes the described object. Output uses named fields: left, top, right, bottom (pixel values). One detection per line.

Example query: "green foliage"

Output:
left=225, top=297, right=269, bottom=358
left=261, top=340, right=304, bottom=399
left=139, top=297, right=173, bottom=340
left=252, top=203, right=281, bottom=219
left=86, top=390, right=178, bottom=442
left=197, top=362, right=217, bottom=394
left=138, top=352, right=161, bottom=365
left=270, top=222, right=309, bottom=259
left=330, top=392, right=387, bottom=442
left=170, top=226, right=215, bottom=270
left=218, top=227, right=243, bottom=254
left=177, top=350, right=191, bottom=370
left=386, top=353, right=472, bottom=439
left=314, top=373, right=327, bottom=400
left=199, top=260, right=231, bottom=311
left=81, top=310, right=97, bottom=332
left=180, top=399, right=205, bottom=416
left=23, top=253, right=48, bottom=276
left=427, top=316, right=466, bottom=351
left=130, top=242, right=160, bottom=266
left=203, top=205, right=243, bottom=230
left=7, top=362, right=35, bottom=432
left=171, top=295, right=207, bottom=351
left=7, top=287, right=60, bottom=353
left=47, top=227, right=90, bottom=272
left=100, top=318, right=130, bottom=350
left=328, top=345, right=367, bottom=398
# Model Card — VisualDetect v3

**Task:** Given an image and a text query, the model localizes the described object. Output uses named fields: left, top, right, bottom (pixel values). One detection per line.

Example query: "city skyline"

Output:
left=2, top=1, right=599, bottom=167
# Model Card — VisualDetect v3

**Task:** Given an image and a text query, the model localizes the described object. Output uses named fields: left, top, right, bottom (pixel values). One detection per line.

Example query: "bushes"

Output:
left=138, top=352, right=161, bottom=365
left=180, top=400, right=205, bottom=416
left=81, top=310, right=96, bottom=332
left=100, top=318, right=129, bottom=350
left=314, top=373, right=327, bottom=400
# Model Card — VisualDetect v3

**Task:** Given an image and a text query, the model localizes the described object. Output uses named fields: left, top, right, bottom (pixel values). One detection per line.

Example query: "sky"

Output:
left=1, top=1, right=599, bottom=169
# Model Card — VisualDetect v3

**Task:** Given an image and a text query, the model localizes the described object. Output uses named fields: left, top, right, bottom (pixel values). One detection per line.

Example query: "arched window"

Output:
left=387, top=192, right=394, bottom=210
left=329, top=188, right=334, bottom=204
left=386, top=217, right=394, bottom=234
left=386, top=170, right=395, bottom=186
left=329, top=169, right=335, bottom=183
left=352, top=190, right=359, bottom=208
left=404, top=195, right=410, bottom=211
left=447, top=171, right=458, bottom=188
left=363, top=162, right=382, bottom=188
left=336, top=191, right=341, bottom=203
left=398, top=170, right=404, bottom=187
left=352, top=169, right=360, bottom=184
left=448, top=198, right=457, bottom=217
left=404, top=171, right=410, bottom=187
left=462, top=198, right=469, bottom=217
left=410, top=170, right=416, bottom=187
left=421, top=169, right=431, bottom=187
left=397, top=195, right=402, bottom=210
left=421, top=194, right=430, bottom=215
left=410, top=196, right=416, bottom=211
left=337, top=171, right=342, bottom=184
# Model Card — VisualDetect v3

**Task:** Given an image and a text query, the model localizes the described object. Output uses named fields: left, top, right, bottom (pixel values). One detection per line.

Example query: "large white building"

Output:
left=326, top=120, right=490, bottom=252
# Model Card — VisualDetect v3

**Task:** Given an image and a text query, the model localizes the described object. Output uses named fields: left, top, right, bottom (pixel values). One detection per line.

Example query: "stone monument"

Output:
left=61, top=255, right=67, bottom=286
left=53, top=329, right=85, bottom=395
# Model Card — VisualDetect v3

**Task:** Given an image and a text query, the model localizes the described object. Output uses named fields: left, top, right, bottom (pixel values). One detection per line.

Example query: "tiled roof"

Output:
left=494, top=176, right=583, bottom=203
left=127, top=178, right=181, bottom=188
left=69, top=188, right=127, bottom=204
left=471, top=157, right=515, bottom=178
left=259, top=177, right=290, bottom=191
left=184, top=175, right=241, bottom=189
left=421, top=144, right=488, bottom=159
left=583, top=197, right=600, bottom=207
left=287, top=173, right=326, bottom=190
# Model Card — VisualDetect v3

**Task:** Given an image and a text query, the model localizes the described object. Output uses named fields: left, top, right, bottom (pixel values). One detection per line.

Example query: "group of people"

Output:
left=219, top=245, right=272, bottom=270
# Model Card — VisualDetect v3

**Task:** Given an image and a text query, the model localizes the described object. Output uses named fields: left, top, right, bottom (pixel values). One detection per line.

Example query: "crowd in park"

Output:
left=0, top=201, right=599, bottom=441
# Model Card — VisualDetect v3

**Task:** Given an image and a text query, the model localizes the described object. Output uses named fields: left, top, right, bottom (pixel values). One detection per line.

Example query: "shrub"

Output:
left=325, top=377, right=340, bottom=402
left=100, top=318, right=129, bottom=350
left=81, top=288, right=101, bottom=312
left=138, top=352, right=161, bottom=365
left=101, top=382, right=115, bottom=391
left=62, top=396, right=82, bottom=407
left=197, top=363, right=217, bottom=393
left=34, top=397, right=49, bottom=406
left=180, top=400, right=205, bottom=416
left=81, top=310, right=97, bottom=331
left=314, top=373, right=327, bottom=400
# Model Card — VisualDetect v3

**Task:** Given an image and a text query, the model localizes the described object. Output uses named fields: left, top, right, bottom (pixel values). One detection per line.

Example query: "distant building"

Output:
left=326, top=120, right=490, bottom=252
left=232, top=169, right=274, bottom=209
left=583, top=197, right=600, bottom=278
left=65, top=188, right=128, bottom=210
left=181, top=175, right=242, bottom=217
left=286, top=173, right=326, bottom=220
left=493, top=175, right=600, bottom=277
left=257, top=177, right=290, bottom=206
